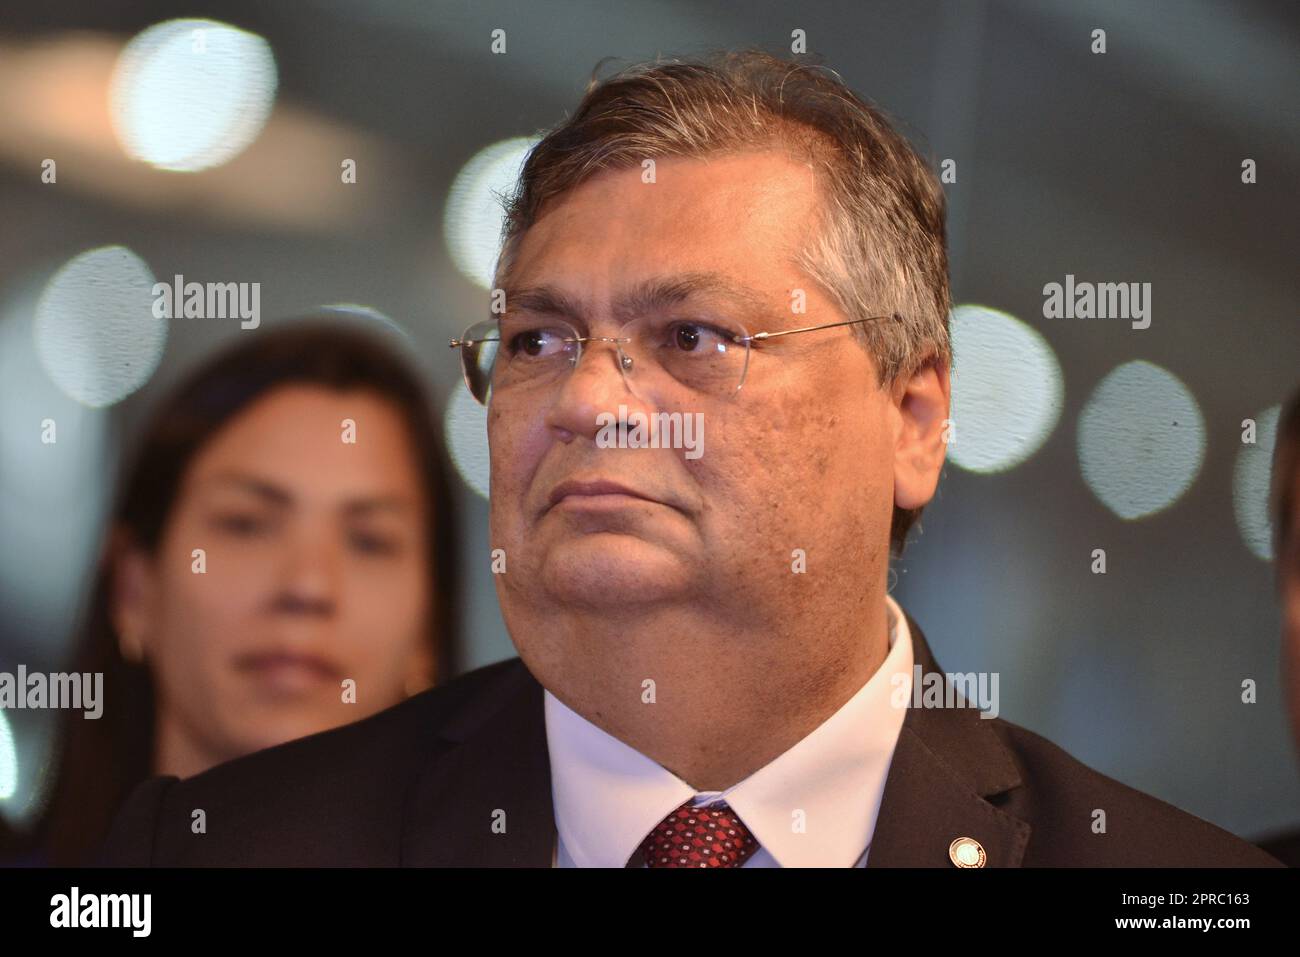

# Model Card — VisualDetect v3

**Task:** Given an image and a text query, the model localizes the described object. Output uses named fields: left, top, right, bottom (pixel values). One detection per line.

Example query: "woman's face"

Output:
left=114, top=384, right=436, bottom=776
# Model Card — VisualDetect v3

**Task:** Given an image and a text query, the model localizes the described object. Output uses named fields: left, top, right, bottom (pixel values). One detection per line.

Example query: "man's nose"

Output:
left=544, top=338, right=653, bottom=441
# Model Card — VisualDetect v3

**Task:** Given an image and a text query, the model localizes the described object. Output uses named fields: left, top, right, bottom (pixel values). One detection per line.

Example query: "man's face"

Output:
left=487, top=151, right=919, bottom=644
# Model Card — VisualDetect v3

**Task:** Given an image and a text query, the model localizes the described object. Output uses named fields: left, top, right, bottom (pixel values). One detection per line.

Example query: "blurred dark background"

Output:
left=0, top=0, right=1296, bottom=840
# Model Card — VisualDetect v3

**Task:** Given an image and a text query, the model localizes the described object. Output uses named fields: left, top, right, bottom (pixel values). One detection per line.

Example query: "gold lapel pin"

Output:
left=949, top=837, right=987, bottom=868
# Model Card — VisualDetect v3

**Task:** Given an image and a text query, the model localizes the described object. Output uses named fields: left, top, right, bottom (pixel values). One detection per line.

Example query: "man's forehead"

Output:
left=551, top=149, right=816, bottom=202
left=500, top=271, right=775, bottom=325
left=515, top=150, right=818, bottom=252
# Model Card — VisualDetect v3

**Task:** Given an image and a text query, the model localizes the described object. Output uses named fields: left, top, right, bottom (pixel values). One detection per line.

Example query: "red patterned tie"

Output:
left=638, top=800, right=760, bottom=868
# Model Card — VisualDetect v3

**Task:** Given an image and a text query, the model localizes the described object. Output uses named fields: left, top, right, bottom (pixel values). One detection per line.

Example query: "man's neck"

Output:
left=518, top=597, right=892, bottom=791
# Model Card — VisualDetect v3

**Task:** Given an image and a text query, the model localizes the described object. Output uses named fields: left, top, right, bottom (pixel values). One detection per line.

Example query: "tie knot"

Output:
left=638, top=800, right=760, bottom=868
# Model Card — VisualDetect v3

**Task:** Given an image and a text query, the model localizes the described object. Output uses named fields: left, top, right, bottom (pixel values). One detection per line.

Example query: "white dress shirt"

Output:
left=545, top=594, right=916, bottom=867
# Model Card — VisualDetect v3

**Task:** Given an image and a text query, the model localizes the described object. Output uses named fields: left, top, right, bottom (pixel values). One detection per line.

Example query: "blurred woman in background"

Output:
left=4, top=319, right=460, bottom=865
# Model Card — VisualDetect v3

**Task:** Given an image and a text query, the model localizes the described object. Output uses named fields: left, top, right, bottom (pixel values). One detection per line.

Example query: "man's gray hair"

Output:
left=495, top=48, right=952, bottom=556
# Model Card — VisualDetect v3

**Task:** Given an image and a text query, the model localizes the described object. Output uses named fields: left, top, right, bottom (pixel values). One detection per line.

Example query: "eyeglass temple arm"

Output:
left=449, top=335, right=501, bottom=348
left=741, top=314, right=898, bottom=343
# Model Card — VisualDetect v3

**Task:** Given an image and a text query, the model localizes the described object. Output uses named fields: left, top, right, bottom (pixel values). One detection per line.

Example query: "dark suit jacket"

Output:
left=1257, top=828, right=1300, bottom=867
left=100, top=615, right=1281, bottom=867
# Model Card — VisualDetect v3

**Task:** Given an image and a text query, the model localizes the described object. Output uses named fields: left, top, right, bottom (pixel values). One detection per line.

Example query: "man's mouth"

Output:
left=546, top=478, right=662, bottom=514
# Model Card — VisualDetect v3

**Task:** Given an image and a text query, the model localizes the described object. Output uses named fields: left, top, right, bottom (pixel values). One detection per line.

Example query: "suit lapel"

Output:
left=401, top=660, right=555, bottom=866
left=866, top=613, right=1031, bottom=867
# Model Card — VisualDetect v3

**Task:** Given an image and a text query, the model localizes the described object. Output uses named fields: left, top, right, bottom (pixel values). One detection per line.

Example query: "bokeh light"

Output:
left=443, top=137, right=539, bottom=289
left=317, top=303, right=413, bottom=342
left=0, top=294, right=109, bottom=651
left=109, top=18, right=277, bottom=172
left=948, top=304, right=1064, bottom=473
left=1233, top=403, right=1280, bottom=560
left=1077, top=360, right=1206, bottom=520
left=33, top=246, right=166, bottom=408
left=445, top=385, right=490, bottom=498
left=0, top=709, right=16, bottom=801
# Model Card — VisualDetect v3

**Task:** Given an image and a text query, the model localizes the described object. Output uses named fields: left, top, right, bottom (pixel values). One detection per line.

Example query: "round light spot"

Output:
left=0, top=709, right=16, bottom=801
left=34, top=246, right=167, bottom=408
left=443, top=137, right=539, bottom=289
left=948, top=305, right=1064, bottom=473
left=1233, top=404, right=1280, bottom=560
left=1077, top=361, right=1205, bottom=519
left=317, top=303, right=413, bottom=343
left=444, top=385, right=490, bottom=498
left=110, top=18, right=277, bottom=172
left=1, top=299, right=110, bottom=613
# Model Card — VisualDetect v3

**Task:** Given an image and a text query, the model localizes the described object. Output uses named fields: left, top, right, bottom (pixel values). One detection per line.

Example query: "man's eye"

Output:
left=666, top=321, right=731, bottom=353
left=507, top=326, right=569, bottom=358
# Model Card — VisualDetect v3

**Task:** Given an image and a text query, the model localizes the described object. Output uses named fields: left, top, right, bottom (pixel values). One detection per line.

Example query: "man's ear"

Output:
left=111, top=539, right=158, bottom=664
left=892, top=357, right=951, bottom=511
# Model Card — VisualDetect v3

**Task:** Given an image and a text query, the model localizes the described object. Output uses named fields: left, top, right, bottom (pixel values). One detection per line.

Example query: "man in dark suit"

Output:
left=102, top=610, right=1275, bottom=866
left=1258, top=385, right=1300, bottom=866
left=103, top=49, right=1277, bottom=867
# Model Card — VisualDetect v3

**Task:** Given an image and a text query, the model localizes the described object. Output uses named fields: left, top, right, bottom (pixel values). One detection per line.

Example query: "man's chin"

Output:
left=538, top=533, right=697, bottom=606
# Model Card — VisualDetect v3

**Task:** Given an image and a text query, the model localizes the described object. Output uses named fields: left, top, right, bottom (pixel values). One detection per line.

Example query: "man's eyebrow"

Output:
left=502, top=272, right=770, bottom=325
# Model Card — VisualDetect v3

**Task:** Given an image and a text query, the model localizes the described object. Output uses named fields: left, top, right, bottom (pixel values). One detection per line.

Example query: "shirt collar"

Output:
left=544, top=594, right=915, bottom=867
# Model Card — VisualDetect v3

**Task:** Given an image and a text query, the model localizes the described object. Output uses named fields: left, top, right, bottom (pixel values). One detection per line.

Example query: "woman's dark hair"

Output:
left=22, top=319, right=460, bottom=865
